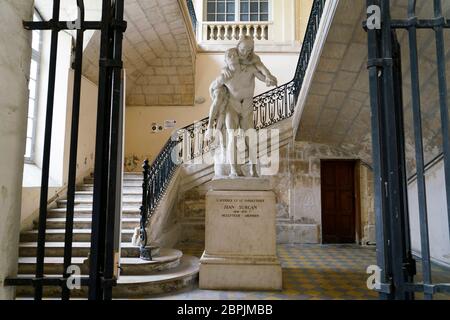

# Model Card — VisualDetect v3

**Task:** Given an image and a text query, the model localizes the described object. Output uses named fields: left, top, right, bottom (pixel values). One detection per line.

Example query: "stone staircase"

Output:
left=15, top=173, right=199, bottom=298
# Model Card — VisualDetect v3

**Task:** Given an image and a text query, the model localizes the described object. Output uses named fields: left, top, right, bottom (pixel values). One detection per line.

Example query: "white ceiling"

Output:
left=35, top=0, right=102, bottom=21
left=34, top=0, right=103, bottom=49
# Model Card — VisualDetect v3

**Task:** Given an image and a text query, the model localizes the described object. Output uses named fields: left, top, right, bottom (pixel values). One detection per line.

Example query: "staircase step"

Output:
left=44, top=217, right=139, bottom=229
left=18, top=241, right=152, bottom=258
left=20, top=229, right=135, bottom=243
left=47, top=209, right=140, bottom=219
left=15, top=255, right=199, bottom=298
left=17, top=247, right=162, bottom=274
left=14, top=275, right=84, bottom=298
left=115, top=255, right=199, bottom=298
left=119, top=248, right=183, bottom=275
left=74, top=190, right=142, bottom=196
left=83, top=178, right=142, bottom=186
left=123, top=173, right=143, bottom=178
left=18, top=257, right=87, bottom=274
left=62, top=194, right=142, bottom=202
left=77, top=185, right=142, bottom=193
left=57, top=199, right=141, bottom=208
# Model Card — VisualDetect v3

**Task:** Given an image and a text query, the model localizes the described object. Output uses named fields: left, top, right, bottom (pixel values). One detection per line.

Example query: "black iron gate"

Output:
left=366, top=0, right=450, bottom=299
left=5, top=0, right=127, bottom=300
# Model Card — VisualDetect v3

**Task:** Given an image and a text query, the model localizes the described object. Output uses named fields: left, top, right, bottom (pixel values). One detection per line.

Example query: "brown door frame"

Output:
left=320, top=159, right=361, bottom=244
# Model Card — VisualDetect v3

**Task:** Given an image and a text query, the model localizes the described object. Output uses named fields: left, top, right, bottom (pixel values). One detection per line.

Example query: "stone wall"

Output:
left=270, top=141, right=375, bottom=244
left=83, top=0, right=196, bottom=106
left=173, top=140, right=376, bottom=246
left=359, top=163, right=375, bottom=244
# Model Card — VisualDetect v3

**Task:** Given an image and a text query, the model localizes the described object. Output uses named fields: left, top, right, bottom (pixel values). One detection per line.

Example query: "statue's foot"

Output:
left=230, top=165, right=244, bottom=178
left=250, top=165, right=259, bottom=177
left=229, top=172, right=239, bottom=178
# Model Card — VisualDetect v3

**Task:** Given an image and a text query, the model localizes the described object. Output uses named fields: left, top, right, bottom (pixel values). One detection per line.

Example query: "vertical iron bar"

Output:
left=380, top=0, right=413, bottom=300
left=62, top=0, right=85, bottom=301
left=35, top=0, right=61, bottom=301
left=392, top=34, right=416, bottom=297
left=366, top=0, right=391, bottom=300
left=89, top=0, right=113, bottom=300
left=407, top=0, right=433, bottom=300
left=103, top=0, right=126, bottom=300
left=433, top=0, right=450, bottom=244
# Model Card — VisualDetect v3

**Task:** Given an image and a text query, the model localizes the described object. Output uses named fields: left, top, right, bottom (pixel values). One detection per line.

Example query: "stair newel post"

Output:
left=284, top=85, right=288, bottom=118
left=140, top=159, right=152, bottom=260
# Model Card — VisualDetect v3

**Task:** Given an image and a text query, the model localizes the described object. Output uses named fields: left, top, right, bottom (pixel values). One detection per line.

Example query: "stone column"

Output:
left=0, top=0, right=33, bottom=299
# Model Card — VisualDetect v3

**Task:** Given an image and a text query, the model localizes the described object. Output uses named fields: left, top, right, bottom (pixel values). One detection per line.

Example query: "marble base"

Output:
left=199, top=178, right=282, bottom=291
left=199, top=253, right=282, bottom=290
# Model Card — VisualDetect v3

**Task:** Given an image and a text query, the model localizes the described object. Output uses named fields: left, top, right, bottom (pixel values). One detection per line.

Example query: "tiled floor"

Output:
left=155, top=243, right=450, bottom=300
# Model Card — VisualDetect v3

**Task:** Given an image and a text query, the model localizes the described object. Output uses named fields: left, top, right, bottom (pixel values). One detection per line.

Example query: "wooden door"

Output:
left=321, top=160, right=356, bottom=243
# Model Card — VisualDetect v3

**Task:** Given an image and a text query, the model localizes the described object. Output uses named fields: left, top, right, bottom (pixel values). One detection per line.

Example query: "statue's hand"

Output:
left=222, top=68, right=233, bottom=80
left=205, top=127, right=213, bottom=142
left=266, top=75, right=278, bottom=87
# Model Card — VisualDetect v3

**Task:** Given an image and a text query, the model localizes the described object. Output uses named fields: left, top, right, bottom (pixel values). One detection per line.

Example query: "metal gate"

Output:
left=366, top=0, right=450, bottom=299
left=5, top=0, right=127, bottom=300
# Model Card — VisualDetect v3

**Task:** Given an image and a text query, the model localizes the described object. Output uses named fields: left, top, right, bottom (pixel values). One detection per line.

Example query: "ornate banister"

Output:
left=138, top=0, right=326, bottom=260
left=139, top=160, right=151, bottom=260
left=186, top=0, right=198, bottom=33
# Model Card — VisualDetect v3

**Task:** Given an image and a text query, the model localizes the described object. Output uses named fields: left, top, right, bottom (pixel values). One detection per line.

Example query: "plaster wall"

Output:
left=408, top=159, right=450, bottom=267
left=0, top=0, right=33, bottom=300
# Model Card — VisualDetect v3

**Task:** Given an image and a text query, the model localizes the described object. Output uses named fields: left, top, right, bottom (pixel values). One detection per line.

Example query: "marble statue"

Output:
left=206, top=36, right=278, bottom=178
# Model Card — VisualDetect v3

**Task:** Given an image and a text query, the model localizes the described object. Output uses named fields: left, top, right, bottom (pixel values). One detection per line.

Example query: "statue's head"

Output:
left=224, top=48, right=240, bottom=70
left=237, top=35, right=255, bottom=60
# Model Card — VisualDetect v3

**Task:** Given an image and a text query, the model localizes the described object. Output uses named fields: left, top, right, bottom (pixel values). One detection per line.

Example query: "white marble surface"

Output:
left=199, top=180, right=282, bottom=290
left=207, top=177, right=271, bottom=191
left=204, top=190, right=276, bottom=256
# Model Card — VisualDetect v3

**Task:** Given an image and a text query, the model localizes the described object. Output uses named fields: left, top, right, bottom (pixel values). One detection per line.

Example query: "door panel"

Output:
left=321, top=161, right=356, bottom=243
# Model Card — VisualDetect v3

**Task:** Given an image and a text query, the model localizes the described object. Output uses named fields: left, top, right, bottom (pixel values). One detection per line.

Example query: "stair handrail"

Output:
left=186, top=0, right=198, bottom=33
left=138, top=0, right=326, bottom=260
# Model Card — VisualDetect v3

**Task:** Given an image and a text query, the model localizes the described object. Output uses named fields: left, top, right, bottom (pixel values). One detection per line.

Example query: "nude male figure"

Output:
left=209, top=47, right=276, bottom=177
left=206, top=36, right=278, bottom=177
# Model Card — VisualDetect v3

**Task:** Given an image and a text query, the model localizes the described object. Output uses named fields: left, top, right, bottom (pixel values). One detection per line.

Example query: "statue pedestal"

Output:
left=199, top=178, right=282, bottom=290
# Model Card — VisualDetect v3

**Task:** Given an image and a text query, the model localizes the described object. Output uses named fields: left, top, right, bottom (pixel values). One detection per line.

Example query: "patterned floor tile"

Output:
left=156, top=244, right=450, bottom=300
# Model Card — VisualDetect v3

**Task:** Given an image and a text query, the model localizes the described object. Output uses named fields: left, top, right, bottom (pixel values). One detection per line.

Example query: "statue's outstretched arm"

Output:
left=252, top=54, right=278, bottom=87
left=207, top=75, right=228, bottom=131
left=208, top=89, right=227, bottom=127
left=255, top=71, right=266, bottom=82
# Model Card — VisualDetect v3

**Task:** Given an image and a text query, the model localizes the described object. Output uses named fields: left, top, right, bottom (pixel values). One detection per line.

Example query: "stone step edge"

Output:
left=18, top=248, right=182, bottom=266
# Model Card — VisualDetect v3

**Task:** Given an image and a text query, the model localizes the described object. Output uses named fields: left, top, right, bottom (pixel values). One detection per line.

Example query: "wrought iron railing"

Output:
left=138, top=0, right=326, bottom=259
left=186, top=0, right=198, bottom=33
